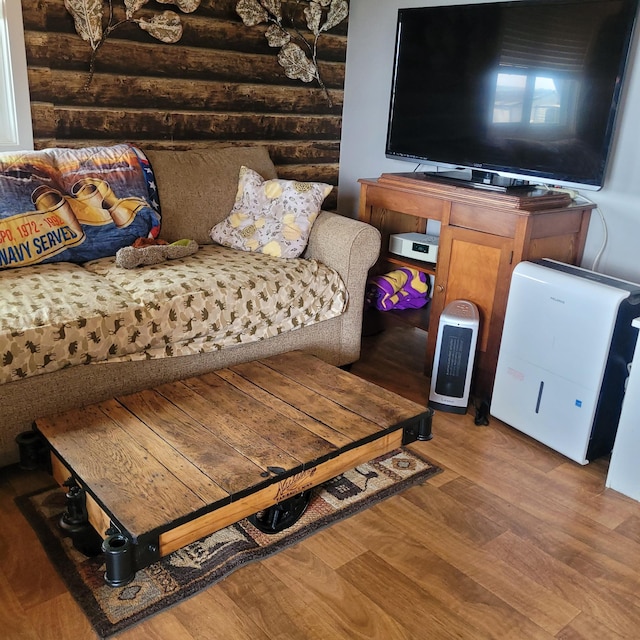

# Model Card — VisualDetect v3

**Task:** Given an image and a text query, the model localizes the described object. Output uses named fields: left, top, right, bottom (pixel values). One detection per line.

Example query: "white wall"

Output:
left=338, top=0, right=640, bottom=282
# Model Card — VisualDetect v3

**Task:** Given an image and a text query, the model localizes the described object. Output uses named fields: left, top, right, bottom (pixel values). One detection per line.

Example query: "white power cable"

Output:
left=590, top=205, right=608, bottom=272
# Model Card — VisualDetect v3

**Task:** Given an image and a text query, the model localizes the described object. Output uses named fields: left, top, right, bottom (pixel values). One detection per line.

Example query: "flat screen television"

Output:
left=386, top=0, right=640, bottom=191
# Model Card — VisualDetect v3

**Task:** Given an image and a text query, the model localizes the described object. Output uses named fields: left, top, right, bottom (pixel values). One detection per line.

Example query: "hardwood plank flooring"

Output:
left=2, top=319, right=640, bottom=639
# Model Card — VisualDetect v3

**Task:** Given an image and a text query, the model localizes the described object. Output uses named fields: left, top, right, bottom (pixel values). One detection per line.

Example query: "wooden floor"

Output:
left=2, top=320, right=640, bottom=639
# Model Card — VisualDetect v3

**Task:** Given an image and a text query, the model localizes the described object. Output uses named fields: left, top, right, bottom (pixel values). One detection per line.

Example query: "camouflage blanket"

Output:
left=0, top=245, right=347, bottom=384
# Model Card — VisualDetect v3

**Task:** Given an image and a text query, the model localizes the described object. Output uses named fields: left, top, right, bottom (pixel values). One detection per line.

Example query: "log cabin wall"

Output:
left=20, top=0, right=347, bottom=210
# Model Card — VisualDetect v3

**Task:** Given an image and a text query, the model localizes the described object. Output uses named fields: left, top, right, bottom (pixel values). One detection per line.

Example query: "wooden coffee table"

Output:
left=35, top=351, right=431, bottom=584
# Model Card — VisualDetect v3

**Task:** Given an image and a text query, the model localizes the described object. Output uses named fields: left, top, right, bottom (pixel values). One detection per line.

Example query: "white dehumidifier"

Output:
left=429, top=300, right=479, bottom=414
left=490, top=259, right=640, bottom=464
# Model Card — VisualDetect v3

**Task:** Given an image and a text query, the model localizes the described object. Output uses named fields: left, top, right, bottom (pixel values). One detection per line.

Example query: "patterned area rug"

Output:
left=16, top=447, right=441, bottom=639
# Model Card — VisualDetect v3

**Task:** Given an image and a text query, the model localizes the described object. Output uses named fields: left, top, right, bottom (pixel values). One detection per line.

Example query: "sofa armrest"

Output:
left=304, top=211, right=381, bottom=363
left=305, top=210, right=380, bottom=279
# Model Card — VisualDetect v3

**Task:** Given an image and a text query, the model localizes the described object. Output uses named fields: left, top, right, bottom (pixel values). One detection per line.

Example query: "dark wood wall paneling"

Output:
left=21, top=0, right=348, bottom=209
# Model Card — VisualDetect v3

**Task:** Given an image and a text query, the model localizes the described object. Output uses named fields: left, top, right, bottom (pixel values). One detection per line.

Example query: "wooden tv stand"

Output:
left=358, top=172, right=596, bottom=399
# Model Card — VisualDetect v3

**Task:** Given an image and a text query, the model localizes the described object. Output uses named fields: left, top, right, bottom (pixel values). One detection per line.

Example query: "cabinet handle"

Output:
left=436, top=284, right=445, bottom=293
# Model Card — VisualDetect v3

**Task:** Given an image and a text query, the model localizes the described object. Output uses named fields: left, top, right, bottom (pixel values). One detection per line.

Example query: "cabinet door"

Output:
left=427, top=226, right=514, bottom=397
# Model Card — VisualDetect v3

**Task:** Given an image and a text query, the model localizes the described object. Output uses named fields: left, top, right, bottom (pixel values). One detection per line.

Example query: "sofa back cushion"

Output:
left=145, top=146, right=278, bottom=245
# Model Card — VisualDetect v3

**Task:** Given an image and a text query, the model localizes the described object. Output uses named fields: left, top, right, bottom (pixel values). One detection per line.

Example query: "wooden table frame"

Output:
left=36, top=351, right=432, bottom=578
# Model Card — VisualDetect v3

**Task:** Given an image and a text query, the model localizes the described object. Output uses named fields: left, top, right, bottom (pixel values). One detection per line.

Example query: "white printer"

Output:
left=491, top=259, right=640, bottom=464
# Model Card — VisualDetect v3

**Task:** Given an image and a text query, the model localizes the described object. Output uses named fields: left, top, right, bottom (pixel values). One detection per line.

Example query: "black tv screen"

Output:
left=386, top=0, right=640, bottom=190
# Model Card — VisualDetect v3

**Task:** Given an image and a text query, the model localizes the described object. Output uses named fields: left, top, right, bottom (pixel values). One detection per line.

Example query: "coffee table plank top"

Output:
left=229, top=361, right=385, bottom=442
left=214, top=367, right=356, bottom=449
left=99, top=399, right=228, bottom=505
left=232, top=351, right=424, bottom=432
left=38, top=351, right=429, bottom=545
left=37, top=403, right=211, bottom=529
left=116, top=386, right=296, bottom=496
left=266, top=351, right=425, bottom=422
left=178, top=373, right=340, bottom=463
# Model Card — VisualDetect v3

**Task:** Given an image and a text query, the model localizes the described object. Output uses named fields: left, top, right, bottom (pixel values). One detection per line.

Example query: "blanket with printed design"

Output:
left=0, top=144, right=160, bottom=269
left=0, top=245, right=347, bottom=385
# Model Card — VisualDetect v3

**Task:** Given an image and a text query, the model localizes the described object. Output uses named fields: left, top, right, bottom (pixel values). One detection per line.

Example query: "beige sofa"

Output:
left=0, top=146, right=380, bottom=467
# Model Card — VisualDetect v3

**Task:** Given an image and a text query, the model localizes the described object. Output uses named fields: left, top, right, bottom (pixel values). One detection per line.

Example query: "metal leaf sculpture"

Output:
left=64, top=0, right=200, bottom=87
left=236, top=0, right=349, bottom=106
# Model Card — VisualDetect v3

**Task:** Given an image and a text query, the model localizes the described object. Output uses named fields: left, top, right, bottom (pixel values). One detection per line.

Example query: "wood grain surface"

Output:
left=35, top=352, right=421, bottom=547
left=20, top=0, right=346, bottom=209
left=4, top=322, right=640, bottom=639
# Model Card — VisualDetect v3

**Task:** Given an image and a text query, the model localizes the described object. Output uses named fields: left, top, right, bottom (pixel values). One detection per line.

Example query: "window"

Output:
left=492, top=70, right=576, bottom=130
left=0, top=0, right=33, bottom=151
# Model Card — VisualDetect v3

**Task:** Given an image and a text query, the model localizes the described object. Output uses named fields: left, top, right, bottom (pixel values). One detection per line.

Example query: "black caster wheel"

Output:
left=249, top=490, right=312, bottom=534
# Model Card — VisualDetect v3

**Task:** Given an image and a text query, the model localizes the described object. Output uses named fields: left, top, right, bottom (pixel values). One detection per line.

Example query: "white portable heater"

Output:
left=429, top=300, right=479, bottom=414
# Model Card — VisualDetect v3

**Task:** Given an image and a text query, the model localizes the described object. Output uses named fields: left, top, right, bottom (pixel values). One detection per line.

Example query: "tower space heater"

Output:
left=429, top=300, right=479, bottom=414
left=490, top=259, right=640, bottom=464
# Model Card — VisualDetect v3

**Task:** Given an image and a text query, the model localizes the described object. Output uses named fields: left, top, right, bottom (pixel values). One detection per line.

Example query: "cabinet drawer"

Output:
left=364, top=184, right=449, bottom=219
left=450, top=203, right=518, bottom=237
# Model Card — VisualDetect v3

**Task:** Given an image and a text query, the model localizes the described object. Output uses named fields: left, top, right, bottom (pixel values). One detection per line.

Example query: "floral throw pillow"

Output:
left=209, top=166, right=332, bottom=258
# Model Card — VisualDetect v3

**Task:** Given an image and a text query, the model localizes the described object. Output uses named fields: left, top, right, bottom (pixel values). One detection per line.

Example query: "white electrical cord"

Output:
left=590, top=205, right=608, bottom=272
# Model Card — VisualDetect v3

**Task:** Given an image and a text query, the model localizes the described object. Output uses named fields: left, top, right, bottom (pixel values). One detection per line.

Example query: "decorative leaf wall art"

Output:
left=236, top=0, right=349, bottom=106
left=64, top=0, right=201, bottom=87
left=65, top=0, right=348, bottom=104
